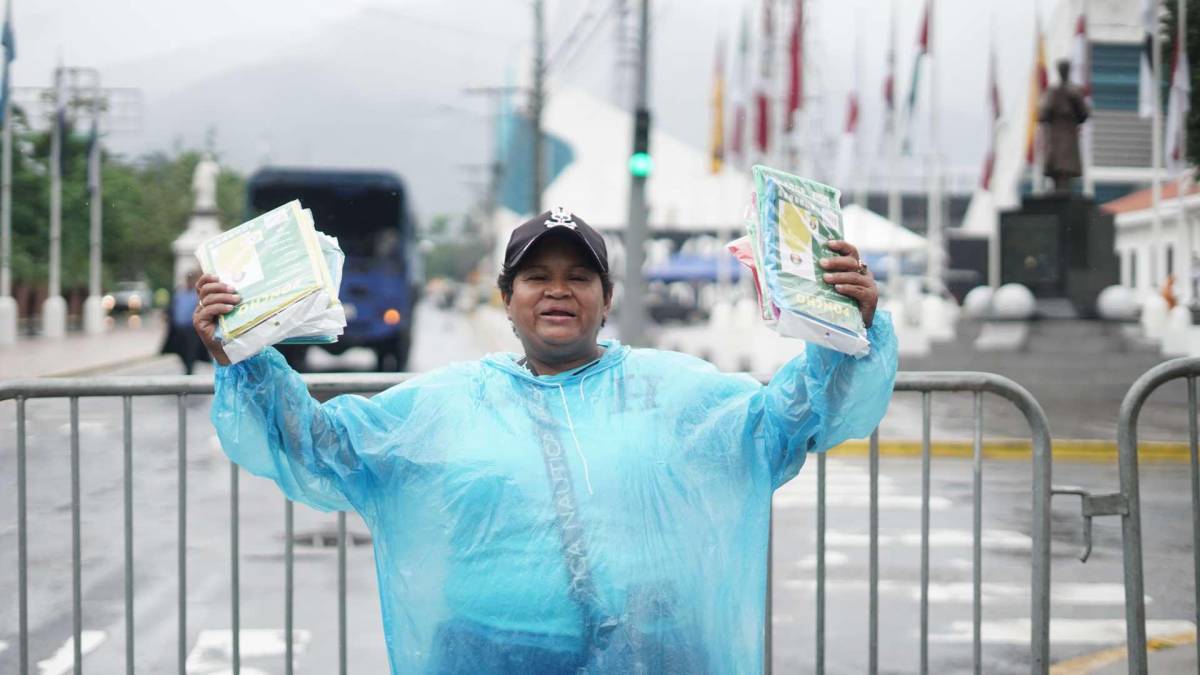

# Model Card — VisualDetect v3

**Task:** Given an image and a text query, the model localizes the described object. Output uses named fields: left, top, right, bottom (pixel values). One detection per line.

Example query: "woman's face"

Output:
left=505, top=233, right=611, bottom=362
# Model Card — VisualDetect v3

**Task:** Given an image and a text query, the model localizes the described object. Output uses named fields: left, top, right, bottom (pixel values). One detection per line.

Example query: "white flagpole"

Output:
left=1082, top=0, right=1096, bottom=197
left=853, top=15, right=866, bottom=207
left=1178, top=0, right=1194, bottom=305
left=925, top=0, right=942, bottom=292
left=887, top=0, right=901, bottom=291
left=1152, top=1, right=1165, bottom=287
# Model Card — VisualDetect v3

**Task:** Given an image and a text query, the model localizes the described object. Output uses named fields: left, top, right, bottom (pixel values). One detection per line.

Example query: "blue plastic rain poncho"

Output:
left=211, top=312, right=898, bottom=674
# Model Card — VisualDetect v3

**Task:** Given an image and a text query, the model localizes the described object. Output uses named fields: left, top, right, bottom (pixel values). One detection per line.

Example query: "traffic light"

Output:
left=629, top=108, right=652, bottom=178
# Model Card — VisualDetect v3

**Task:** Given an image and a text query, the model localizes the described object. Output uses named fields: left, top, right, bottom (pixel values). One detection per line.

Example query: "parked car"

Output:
left=103, top=281, right=152, bottom=314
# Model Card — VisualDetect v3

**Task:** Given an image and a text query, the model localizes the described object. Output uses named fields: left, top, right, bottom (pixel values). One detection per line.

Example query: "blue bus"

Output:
left=245, top=168, right=422, bottom=371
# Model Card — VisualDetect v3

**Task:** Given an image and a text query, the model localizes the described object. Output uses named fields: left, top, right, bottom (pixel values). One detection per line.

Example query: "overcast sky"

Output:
left=19, top=0, right=1056, bottom=219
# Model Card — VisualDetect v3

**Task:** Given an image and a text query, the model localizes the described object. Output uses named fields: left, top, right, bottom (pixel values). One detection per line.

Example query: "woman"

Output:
left=196, top=208, right=897, bottom=674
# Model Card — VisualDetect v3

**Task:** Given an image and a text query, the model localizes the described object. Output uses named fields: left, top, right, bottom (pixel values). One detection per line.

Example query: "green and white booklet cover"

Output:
left=196, top=200, right=346, bottom=363
left=731, top=166, right=869, bottom=356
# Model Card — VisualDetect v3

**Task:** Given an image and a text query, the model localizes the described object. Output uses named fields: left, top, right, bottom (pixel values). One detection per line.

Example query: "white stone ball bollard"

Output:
left=991, top=283, right=1037, bottom=320
left=1096, top=285, right=1139, bottom=321
left=962, top=286, right=994, bottom=319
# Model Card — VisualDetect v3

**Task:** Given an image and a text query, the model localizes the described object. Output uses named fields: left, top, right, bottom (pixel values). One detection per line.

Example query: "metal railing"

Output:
left=1107, top=357, right=1199, bottom=675
left=768, top=372, right=1054, bottom=675
left=2, top=370, right=1054, bottom=674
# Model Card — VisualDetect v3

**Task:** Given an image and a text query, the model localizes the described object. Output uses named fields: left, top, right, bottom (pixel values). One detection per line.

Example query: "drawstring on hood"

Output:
left=483, top=340, right=629, bottom=497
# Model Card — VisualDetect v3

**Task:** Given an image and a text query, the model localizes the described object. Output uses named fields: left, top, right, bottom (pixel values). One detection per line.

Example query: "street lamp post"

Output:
left=42, top=66, right=66, bottom=338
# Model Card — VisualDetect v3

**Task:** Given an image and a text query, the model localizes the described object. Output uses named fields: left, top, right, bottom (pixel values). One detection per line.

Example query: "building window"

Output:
left=1130, top=250, right=1138, bottom=289
left=1167, top=245, right=1174, bottom=276
left=1092, top=43, right=1142, bottom=112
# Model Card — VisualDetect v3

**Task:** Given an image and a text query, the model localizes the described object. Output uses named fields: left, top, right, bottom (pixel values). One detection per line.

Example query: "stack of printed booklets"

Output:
left=726, top=165, right=870, bottom=356
left=196, top=200, right=346, bottom=364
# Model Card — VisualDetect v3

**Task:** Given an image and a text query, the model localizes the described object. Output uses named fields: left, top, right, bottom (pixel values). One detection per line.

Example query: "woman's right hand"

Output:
left=193, top=273, right=240, bottom=366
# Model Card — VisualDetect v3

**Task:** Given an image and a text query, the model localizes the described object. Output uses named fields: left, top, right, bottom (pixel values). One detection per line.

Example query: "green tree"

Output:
left=8, top=108, right=245, bottom=301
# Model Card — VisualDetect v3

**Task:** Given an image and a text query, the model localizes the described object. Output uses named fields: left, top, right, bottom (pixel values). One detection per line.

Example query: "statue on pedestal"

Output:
left=192, top=153, right=221, bottom=212
left=1039, top=59, right=1091, bottom=192
left=173, top=154, right=223, bottom=287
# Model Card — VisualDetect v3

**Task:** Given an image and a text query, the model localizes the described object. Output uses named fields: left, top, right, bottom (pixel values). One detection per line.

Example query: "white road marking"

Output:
left=819, top=528, right=1032, bottom=551
left=37, top=631, right=106, bottom=675
left=929, top=618, right=1195, bottom=645
left=782, top=579, right=1138, bottom=605
left=0, top=640, right=8, bottom=656
left=774, top=465, right=953, bottom=510
left=773, top=492, right=953, bottom=510
left=794, top=550, right=851, bottom=570
left=186, top=629, right=311, bottom=673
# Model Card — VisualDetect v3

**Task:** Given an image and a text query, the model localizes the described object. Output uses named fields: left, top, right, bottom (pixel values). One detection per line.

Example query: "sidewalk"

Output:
left=0, top=314, right=170, bottom=379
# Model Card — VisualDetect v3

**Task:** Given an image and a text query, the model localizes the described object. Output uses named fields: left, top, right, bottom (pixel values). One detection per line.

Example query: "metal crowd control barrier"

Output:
left=764, top=371, right=1054, bottom=675
left=1077, top=356, right=1199, bottom=675
left=2, top=370, right=1054, bottom=674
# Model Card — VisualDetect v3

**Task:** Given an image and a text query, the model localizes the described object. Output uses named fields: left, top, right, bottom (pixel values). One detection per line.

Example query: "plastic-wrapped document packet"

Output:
left=221, top=291, right=342, bottom=364
left=752, top=165, right=870, bottom=356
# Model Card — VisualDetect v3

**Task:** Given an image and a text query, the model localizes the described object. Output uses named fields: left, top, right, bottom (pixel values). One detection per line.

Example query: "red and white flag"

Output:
left=729, top=10, right=750, bottom=163
left=785, top=0, right=804, bottom=131
left=835, top=86, right=861, bottom=190
left=981, top=43, right=1001, bottom=190
left=1139, top=0, right=1158, bottom=119
left=1166, top=37, right=1191, bottom=173
left=753, top=0, right=774, bottom=157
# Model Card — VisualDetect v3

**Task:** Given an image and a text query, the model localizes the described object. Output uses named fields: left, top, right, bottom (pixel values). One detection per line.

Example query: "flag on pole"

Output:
left=753, top=0, right=774, bottom=157
left=1024, top=22, right=1048, bottom=166
left=879, top=4, right=897, bottom=157
left=835, top=86, right=860, bottom=190
left=1166, top=36, right=1191, bottom=173
left=785, top=0, right=803, bottom=131
left=901, top=0, right=930, bottom=154
left=1139, top=0, right=1158, bottom=119
left=730, top=10, right=749, bottom=164
left=981, top=42, right=1001, bottom=190
left=710, top=40, right=726, bottom=174
left=0, top=0, right=15, bottom=129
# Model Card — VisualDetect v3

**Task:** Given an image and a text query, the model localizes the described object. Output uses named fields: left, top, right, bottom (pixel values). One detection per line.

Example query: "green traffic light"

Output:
left=628, top=152, right=653, bottom=178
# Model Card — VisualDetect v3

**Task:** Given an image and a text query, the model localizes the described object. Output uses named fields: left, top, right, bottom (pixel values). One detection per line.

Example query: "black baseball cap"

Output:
left=503, top=207, right=609, bottom=274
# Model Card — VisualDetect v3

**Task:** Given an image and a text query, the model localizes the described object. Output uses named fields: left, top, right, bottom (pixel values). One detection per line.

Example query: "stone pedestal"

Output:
left=998, top=193, right=1119, bottom=318
left=41, top=295, right=66, bottom=338
left=172, top=209, right=222, bottom=287
left=0, top=295, right=16, bottom=345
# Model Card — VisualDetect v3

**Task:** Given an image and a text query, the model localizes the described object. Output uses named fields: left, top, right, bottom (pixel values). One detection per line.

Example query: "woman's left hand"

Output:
left=820, top=240, right=878, bottom=328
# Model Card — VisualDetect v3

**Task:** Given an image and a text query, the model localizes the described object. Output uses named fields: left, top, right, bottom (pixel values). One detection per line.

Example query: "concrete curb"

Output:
left=1049, top=630, right=1196, bottom=674
left=829, top=438, right=1194, bottom=462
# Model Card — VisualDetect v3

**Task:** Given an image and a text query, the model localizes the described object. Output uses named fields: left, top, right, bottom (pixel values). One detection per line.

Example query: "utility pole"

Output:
left=620, top=0, right=651, bottom=347
left=531, top=0, right=545, bottom=215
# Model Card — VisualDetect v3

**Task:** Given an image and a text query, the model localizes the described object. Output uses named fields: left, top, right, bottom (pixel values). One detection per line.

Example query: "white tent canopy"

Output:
left=841, top=204, right=927, bottom=255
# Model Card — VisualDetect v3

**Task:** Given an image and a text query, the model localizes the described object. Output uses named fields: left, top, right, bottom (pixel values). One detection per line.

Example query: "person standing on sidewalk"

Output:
left=194, top=208, right=898, bottom=674
left=162, top=271, right=208, bottom=375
